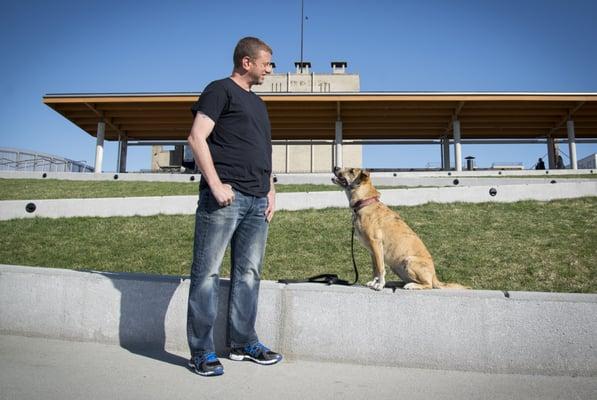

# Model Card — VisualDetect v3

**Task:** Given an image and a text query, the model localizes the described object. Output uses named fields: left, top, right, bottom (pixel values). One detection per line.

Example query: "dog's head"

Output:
left=332, top=167, right=371, bottom=190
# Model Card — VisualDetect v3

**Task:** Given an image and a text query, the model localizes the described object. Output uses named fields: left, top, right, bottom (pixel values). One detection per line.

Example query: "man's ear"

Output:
left=241, top=56, right=252, bottom=70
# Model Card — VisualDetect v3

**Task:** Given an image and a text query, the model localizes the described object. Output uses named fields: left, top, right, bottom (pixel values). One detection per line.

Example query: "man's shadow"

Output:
left=103, top=271, right=231, bottom=368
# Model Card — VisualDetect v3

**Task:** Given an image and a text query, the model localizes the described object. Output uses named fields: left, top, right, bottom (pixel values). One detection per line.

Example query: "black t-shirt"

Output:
left=191, top=78, right=272, bottom=197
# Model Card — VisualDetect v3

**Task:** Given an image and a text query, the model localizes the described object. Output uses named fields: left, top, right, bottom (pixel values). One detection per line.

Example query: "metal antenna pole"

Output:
left=300, top=0, right=304, bottom=73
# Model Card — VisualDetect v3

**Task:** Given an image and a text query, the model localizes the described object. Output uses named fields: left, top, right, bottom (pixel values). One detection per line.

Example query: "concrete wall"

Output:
left=1, top=182, right=596, bottom=220
left=313, top=144, right=332, bottom=172
left=287, top=144, right=311, bottom=173
left=271, top=142, right=363, bottom=173
left=1, top=169, right=594, bottom=183
left=0, top=195, right=199, bottom=220
left=1, top=265, right=595, bottom=376
left=254, top=72, right=360, bottom=93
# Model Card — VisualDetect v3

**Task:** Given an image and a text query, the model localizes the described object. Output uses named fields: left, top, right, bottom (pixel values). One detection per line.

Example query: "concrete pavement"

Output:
left=1, top=335, right=595, bottom=400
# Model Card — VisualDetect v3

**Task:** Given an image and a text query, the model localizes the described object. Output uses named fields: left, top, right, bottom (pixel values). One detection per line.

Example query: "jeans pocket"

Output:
left=258, top=197, right=268, bottom=219
left=200, top=189, right=224, bottom=213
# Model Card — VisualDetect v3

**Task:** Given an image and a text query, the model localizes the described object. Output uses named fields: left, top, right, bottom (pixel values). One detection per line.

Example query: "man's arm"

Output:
left=188, top=112, right=235, bottom=206
left=265, top=174, right=276, bottom=222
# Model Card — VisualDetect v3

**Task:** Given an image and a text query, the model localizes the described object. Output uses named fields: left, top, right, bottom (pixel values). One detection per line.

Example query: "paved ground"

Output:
left=1, top=335, right=595, bottom=400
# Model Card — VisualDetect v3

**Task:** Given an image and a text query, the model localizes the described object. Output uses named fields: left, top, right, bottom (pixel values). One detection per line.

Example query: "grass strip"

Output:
left=0, top=179, right=342, bottom=200
left=3, top=174, right=595, bottom=200
left=1, top=198, right=594, bottom=293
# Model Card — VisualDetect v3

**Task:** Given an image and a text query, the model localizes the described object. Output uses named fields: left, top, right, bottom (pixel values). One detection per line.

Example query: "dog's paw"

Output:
left=367, top=278, right=385, bottom=291
left=403, top=282, right=427, bottom=290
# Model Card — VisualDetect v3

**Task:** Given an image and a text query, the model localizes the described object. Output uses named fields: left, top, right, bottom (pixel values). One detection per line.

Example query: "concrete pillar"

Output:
left=310, top=140, right=315, bottom=173
left=567, top=120, right=578, bottom=170
left=285, top=141, right=289, bottom=173
left=453, top=120, right=462, bottom=172
left=442, top=138, right=451, bottom=170
left=94, top=121, right=105, bottom=173
left=335, top=120, right=343, bottom=168
left=331, top=143, right=335, bottom=171
left=118, top=135, right=128, bottom=173
left=547, top=137, right=556, bottom=169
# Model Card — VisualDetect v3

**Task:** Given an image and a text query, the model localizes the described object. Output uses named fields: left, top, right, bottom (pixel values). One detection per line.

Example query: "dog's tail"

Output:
left=432, top=275, right=471, bottom=290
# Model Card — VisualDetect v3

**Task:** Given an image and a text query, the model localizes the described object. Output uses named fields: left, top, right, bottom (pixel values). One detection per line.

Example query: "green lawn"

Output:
left=2, top=174, right=594, bottom=200
left=0, top=179, right=344, bottom=200
left=1, top=197, right=595, bottom=293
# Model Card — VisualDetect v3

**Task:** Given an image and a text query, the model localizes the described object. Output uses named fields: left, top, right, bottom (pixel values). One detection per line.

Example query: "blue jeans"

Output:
left=187, top=188, right=269, bottom=356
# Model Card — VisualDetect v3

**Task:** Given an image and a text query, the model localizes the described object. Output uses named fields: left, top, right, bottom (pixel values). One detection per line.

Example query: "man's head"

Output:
left=233, top=37, right=273, bottom=86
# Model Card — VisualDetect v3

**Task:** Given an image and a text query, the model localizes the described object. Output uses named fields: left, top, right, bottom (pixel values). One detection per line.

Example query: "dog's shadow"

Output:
left=384, top=281, right=406, bottom=292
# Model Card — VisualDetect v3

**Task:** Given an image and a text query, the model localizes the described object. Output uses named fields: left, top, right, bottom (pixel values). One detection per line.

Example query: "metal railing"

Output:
left=0, top=148, right=93, bottom=173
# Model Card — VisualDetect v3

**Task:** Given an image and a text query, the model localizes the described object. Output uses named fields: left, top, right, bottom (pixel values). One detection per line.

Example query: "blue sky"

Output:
left=1, top=0, right=596, bottom=172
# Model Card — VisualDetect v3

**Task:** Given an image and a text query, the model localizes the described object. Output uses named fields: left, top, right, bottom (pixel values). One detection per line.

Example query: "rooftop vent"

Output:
left=294, top=61, right=311, bottom=74
left=331, top=61, right=348, bottom=74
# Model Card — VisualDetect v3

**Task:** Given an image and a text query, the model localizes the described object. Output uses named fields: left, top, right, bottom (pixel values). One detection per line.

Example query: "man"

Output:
left=535, top=157, right=545, bottom=170
left=556, top=154, right=565, bottom=169
left=186, top=37, right=281, bottom=377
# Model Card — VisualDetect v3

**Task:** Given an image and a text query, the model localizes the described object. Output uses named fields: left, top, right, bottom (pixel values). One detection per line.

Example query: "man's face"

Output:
left=247, top=49, right=272, bottom=85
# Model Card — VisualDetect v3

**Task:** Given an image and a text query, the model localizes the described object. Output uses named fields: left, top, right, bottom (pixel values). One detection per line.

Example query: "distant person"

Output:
left=535, top=158, right=545, bottom=170
left=185, top=37, right=281, bottom=377
left=556, top=154, right=565, bottom=169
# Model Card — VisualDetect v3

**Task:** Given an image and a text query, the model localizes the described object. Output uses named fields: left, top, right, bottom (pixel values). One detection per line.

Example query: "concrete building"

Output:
left=253, top=61, right=361, bottom=173
left=577, top=152, right=596, bottom=169
left=255, top=61, right=359, bottom=94
left=151, top=145, right=185, bottom=172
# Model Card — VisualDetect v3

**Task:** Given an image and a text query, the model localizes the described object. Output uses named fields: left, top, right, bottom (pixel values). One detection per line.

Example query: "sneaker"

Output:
left=229, top=342, right=283, bottom=365
left=188, top=352, right=224, bottom=376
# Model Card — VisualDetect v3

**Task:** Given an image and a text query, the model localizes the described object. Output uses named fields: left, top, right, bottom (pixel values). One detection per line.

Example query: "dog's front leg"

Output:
left=367, top=240, right=386, bottom=291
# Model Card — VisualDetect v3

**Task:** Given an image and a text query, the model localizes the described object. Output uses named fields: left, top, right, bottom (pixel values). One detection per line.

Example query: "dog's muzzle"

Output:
left=332, top=167, right=349, bottom=187
left=332, top=175, right=348, bottom=187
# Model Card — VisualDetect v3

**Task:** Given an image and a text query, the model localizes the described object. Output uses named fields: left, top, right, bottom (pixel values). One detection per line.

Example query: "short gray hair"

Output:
left=233, top=37, right=272, bottom=68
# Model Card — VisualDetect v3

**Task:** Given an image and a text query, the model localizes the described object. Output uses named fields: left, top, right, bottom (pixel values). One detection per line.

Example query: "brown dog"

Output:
left=332, top=167, right=469, bottom=291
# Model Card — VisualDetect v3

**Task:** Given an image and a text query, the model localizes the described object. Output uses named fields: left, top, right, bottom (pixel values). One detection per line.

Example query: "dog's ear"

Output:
left=360, top=169, right=370, bottom=178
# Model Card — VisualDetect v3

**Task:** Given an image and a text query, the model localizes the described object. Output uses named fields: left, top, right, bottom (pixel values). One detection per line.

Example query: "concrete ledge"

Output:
left=1, top=264, right=595, bottom=376
left=1, top=182, right=596, bottom=220
left=0, top=171, right=201, bottom=183
left=1, top=169, right=595, bottom=183
left=0, top=195, right=198, bottom=220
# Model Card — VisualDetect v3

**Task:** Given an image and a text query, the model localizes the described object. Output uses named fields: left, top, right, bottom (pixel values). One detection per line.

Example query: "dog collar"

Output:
left=351, top=196, right=380, bottom=212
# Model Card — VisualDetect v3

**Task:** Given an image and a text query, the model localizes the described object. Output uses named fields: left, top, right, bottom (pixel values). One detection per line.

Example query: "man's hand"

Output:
left=265, top=188, right=276, bottom=222
left=212, top=183, right=235, bottom=207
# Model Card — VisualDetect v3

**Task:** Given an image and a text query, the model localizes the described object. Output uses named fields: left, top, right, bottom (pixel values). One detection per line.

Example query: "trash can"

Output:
left=465, top=156, right=475, bottom=171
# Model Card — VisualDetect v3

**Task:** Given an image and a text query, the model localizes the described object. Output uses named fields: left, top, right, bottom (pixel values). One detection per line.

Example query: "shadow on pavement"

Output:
left=103, top=272, right=188, bottom=368
left=101, top=271, right=232, bottom=368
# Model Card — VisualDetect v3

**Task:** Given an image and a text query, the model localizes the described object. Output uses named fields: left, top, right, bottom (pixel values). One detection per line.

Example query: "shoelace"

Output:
left=200, top=352, right=218, bottom=364
left=246, top=342, right=269, bottom=357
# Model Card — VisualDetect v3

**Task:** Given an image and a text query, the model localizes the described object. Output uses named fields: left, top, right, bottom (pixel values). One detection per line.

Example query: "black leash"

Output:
left=278, top=220, right=359, bottom=286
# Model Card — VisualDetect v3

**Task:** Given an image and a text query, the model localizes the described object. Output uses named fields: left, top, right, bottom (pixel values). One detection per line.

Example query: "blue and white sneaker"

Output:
left=188, top=352, right=224, bottom=376
left=229, top=342, right=283, bottom=365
